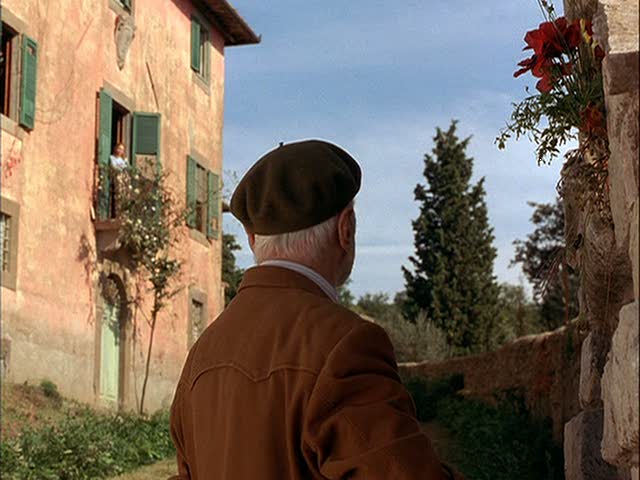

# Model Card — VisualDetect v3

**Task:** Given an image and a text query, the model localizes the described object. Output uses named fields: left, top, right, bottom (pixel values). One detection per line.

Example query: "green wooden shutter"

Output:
left=132, top=112, right=161, bottom=174
left=97, top=90, right=113, bottom=220
left=191, top=18, right=201, bottom=72
left=19, top=35, right=38, bottom=130
left=207, top=170, right=219, bottom=239
left=132, top=113, right=161, bottom=156
left=186, top=156, right=197, bottom=228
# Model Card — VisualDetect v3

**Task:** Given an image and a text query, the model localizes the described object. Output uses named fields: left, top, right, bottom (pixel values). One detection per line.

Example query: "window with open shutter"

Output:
left=97, top=90, right=113, bottom=220
left=132, top=112, right=161, bottom=175
left=186, top=156, right=197, bottom=228
left=191, top=18, right=201, bottom=73
left=19, top=35, right=38, bottom=130
left=207, top=171, right=220, bottom=239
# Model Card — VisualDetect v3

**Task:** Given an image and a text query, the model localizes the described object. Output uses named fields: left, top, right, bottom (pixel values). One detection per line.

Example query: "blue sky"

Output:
left=221, top=0, right=569, bottom=299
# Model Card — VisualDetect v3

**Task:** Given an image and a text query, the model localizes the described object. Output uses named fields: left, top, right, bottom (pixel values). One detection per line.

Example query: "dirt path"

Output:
left=109, top=459, right=176, bottom=480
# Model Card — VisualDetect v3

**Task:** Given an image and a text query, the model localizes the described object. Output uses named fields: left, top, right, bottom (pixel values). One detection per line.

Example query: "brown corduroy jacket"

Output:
left=169, top=266, right=450, bottom=479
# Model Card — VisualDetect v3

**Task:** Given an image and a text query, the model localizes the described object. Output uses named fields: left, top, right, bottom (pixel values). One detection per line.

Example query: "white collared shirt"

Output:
left=258, top=260, right=339, bottom=304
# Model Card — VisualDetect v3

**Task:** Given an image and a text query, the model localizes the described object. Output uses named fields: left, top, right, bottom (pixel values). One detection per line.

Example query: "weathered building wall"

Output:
left=561, top=0, right=639, bottom=479
left=1, top=0, right=254, bottom=412
left=399, top=323, right=583, bottom=444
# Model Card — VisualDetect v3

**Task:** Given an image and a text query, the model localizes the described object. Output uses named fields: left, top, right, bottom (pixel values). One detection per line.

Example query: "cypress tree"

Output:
left=222, top=233, right=244, bottom=306
left=402, top=121, right=499, bottom=354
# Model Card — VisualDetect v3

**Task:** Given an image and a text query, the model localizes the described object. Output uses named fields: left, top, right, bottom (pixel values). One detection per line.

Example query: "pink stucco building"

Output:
left=0, top=0, right=258, bottom=411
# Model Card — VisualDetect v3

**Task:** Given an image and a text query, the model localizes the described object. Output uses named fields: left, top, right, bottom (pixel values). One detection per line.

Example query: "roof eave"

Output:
left=198, top=0, right=261, bottom=47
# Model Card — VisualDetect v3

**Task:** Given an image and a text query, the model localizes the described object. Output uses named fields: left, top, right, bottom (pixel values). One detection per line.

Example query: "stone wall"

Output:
left=562, top=0, right=639, bottom=479
left=399, top=323, right=583, bottom=443
left=595, top=0, right=639, bottom=476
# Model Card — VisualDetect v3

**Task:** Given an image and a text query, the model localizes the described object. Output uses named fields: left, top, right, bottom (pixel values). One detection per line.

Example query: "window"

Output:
left=186, top=155, right=220, bottom=240
left=112, top=102, right=130, bottom=151
left=190, top=17, right=209, bottom=82
left=1, top=213, right=11, bottom=273
left=1, top=18, right=38, bottom=130
left=95, top=88, right=160, bottom=221
left=195, top=164, right=207, bottom=232
left=0, top=197, right=19, bottom=290
left=188, top=288, right=208, bottom=348
left=189, top=299, right=204, bottom=347
left=1, top=24, right=17, bottom=118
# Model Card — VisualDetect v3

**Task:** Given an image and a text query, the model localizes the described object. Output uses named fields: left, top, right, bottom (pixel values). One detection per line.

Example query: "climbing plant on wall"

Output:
left=116, top=164, right=189, bottom=414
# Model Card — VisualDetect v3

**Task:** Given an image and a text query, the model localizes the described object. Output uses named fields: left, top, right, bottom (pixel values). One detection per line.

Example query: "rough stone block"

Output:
left=565, top=409, right=619, bottom=479
left=631, top=201, right=639, bottom=301
left=594, top=0, right=640, bottom=56
left=604, top=90, right=640, bottom=250
left=580, top=332, right=609, bottom=408
left=564, top=0, right=598, bottom=21
left=632, top=466, right=638, bottom=480
left=601, top=302, right=640, bottom=466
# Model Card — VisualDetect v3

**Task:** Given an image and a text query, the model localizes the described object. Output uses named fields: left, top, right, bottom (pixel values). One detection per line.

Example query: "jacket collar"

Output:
left=238, top=265, right=336, bottom=303
left=259, top=260, right=339, bottom=303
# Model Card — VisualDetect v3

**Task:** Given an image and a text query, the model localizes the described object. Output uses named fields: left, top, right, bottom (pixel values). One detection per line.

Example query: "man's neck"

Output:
left=262, top=257, right=339, bottom=287
left=258, top=259, right=339, bottom=303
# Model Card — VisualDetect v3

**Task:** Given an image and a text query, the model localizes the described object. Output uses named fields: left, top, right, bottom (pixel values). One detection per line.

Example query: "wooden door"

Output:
left=100, top=301, right=120, bottom=403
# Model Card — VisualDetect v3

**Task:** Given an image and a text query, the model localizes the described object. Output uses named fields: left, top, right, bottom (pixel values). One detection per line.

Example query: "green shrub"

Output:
left=377, top=311, right=451, bottom=362
left=0, top=408, right=174, bottom=479
left=405, top=377, right=563, bottom=480
left=404, top=375, right=464, bottom=422
left=39, top=379, right=61, bottom=403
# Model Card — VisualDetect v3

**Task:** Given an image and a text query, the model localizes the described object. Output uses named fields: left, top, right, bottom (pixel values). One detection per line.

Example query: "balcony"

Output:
left=93, top=164, right=129, bottom=254
left=94, top=217, right=123, bottom=253
left=93, top=160, right=159, bottom=256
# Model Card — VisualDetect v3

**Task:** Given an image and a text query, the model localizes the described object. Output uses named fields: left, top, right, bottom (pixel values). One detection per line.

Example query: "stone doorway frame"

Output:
left=94, top=260, right=133, bottom=411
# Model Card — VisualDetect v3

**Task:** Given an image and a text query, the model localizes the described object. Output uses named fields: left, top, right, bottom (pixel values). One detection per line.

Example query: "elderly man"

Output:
left=170, top=140, right=456, bottom=479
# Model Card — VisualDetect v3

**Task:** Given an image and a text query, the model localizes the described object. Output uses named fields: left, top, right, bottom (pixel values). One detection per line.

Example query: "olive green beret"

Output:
left=230, top=140, right=361, bottom=235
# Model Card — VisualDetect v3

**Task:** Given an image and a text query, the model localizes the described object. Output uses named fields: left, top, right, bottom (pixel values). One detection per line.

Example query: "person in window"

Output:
left=110, top=143, right=129, bottom=217
left=110, top=142, right=129, bottom=170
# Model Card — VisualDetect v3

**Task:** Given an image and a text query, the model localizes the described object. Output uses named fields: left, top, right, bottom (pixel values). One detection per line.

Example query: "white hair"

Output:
left=253, top=202, right=353, bottom=264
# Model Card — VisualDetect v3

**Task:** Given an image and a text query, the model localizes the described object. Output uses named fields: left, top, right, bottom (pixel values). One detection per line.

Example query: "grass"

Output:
left=405, top=376, right=564, bottom=480
left=108, top=459, right=176, bottom=479
left=1, top=381, right=175, bottom=480
left=2, top=378, right=563, bottom=479
left=1, top=381, right=78, bottom=440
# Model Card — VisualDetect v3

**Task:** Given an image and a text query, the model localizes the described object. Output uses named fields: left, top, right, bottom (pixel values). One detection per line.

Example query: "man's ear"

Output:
left=337, top=206, right=355, bottom=251
left=245, top=229, right=256, bottom=249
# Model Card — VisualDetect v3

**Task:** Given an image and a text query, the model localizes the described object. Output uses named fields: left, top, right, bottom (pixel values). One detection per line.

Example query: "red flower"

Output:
left=580, top=102, right=606, bottom=136
left=536, top=75, right=554, bottom=93
left=514, top=56, right=537, bottom=77
left=584, top=19, right=594, bottom=37
left=515, top=17, right=585, bottom=92
left=594, top=45, right=605, bottom=60
left=564, top=20, right=582, bottom=49
left=524, top=18, right=579, bottom=58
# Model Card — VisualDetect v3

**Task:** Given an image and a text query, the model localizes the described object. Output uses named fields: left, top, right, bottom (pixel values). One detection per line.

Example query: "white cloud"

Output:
left=222, top=0, right=570, bottom=299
